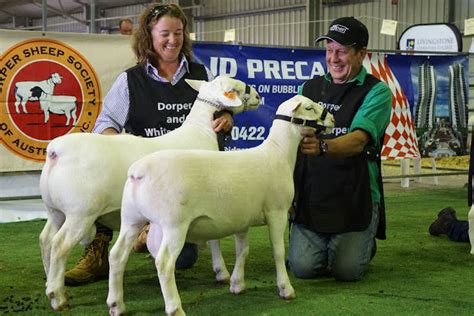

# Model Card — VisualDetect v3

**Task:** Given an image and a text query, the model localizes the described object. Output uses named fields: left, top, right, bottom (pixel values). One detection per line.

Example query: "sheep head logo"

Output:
left=0, top=38, right=102, bottom=162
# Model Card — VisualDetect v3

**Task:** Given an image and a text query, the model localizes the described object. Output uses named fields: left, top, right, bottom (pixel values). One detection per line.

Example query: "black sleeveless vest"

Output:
left=125, top=62, right=207, bottom=137
left=294, top=74, right=380, bottom=233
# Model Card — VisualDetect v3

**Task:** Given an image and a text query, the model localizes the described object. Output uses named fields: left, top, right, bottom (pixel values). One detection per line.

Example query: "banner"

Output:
left=193, top=43, right=420, bottom=159
left=194, top=43, right=469, bottom=159
left=0, top=29, right=135, bottom=171
left=0, top=31, right=469, bottom=172
left=399, top=23, right=462, bottom=52
left=193, top=43, right=326, bottom=151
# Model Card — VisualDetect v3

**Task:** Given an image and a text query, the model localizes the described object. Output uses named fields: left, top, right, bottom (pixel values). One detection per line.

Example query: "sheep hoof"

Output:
left=215, top=271, right=230, bottom=284
left=279, top=287, right=296, bottom=300
left=109, top=302, right=126, bottom=316
left=229, top=283, right=245, bottom=295
left=48, top=290, right=69, bottom=311
left=167, top=306, right=185, bottom=316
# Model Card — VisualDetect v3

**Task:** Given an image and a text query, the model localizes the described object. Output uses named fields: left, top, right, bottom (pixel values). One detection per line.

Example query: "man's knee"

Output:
left=288, top=257, right=318, bottom=279
left=332, top=261, right=366, bottom=281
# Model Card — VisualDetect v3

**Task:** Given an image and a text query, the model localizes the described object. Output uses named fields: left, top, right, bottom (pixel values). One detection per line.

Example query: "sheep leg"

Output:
left=20, top=99, right=28, bottom=113
left=43, top=110, right=50, bottom=123
left=468, top=205, right=474, bottom=255
left=266, top=212, right=295, bottom=299
left=65, top=113, right=71, bottom=125
left=39, top=208, right=65, bottom=281
left=107, top=221, right=143, bottom=316
left=229, top=231, right=249, bottom=294
left=71, top=108, right=77, bottom=125
left=208, top=239, right=230, bottom=283
left=14, top=94, right=22, bottom=113
left=46, top=216, right=96, bottom=311
left=155, top=226, right=187, bottom=316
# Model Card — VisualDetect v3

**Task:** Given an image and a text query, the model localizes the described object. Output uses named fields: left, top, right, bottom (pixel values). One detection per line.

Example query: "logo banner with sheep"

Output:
left=0, top=29, right=135, bottom=171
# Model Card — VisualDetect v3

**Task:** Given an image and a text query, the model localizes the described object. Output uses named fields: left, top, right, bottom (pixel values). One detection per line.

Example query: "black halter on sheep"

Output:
left=107, top=95, right=335, bottom=316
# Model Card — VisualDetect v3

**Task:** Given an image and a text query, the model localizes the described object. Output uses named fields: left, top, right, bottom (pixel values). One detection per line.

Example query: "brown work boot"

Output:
left=429, top=207, right=457, bottom=236
left=133, top=224, right=150, bottom=253
left=64, top=233, right=112, bottom=286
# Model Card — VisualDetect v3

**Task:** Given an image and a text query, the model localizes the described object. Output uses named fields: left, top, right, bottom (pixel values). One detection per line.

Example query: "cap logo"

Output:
left=329, top=24, right=349, bottom=34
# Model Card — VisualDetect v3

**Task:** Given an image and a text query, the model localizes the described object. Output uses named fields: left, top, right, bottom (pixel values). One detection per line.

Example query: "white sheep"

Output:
left=30, top=86, right=77, bottom=125
left=14, top=72, right=62, bottom=113
left=107, top=95, right=335, bottom=316
left=39, top=76, right=260, bottom=311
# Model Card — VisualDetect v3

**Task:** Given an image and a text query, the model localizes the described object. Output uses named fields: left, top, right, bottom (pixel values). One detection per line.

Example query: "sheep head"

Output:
left=186, top=76, right=260, bottom=114
left=51, top=73, right=63, bottom=84
left=276, top=95, right=335, bottom=135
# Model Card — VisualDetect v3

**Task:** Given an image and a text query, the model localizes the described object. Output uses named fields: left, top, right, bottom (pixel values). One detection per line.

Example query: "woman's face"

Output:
left=150, top=16, right=184, bottom=64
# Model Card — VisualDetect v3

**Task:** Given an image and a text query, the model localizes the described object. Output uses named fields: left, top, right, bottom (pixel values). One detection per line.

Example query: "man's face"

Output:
left=119, top=21, right=133, bottom=35
left=325, top=40, right=366, bottom=84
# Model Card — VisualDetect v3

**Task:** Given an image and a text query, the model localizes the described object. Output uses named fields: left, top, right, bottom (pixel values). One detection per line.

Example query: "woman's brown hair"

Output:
left=132, top=3, right=193, bottom=66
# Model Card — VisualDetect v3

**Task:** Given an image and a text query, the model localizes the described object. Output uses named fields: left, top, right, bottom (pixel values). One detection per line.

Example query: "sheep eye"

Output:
left=305, top=106, right=319, bottom=115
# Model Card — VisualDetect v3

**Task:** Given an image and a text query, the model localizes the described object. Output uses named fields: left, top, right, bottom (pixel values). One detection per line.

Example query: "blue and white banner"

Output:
left=193, top=43, right=469, bottom=159
left=193, top=43, right=327, bottom=150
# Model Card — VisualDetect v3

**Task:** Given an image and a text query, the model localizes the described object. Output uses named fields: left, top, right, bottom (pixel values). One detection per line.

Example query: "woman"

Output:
left=64, top=3, right=233, bottom=286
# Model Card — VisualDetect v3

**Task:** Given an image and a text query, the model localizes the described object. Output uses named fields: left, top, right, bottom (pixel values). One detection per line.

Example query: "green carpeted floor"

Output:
left=0, top=187, right=473, bottom=315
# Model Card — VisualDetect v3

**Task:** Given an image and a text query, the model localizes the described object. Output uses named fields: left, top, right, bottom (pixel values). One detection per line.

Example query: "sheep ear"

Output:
left=291, top=101, right=302, bottom=113
left=185, top=79, right=204, bottom=92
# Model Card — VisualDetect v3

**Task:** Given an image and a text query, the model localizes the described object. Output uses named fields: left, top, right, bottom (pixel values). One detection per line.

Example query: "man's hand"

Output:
left=299, top=128, right=319, bottom=155
left=212, top=111, right=234, bottom=133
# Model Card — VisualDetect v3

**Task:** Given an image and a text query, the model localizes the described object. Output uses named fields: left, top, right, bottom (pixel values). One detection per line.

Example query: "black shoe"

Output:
left=428, top=207, right=457, bottom=236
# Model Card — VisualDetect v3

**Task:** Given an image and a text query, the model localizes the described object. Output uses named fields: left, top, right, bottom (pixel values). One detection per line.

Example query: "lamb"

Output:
left=107, top=95, right=335, bottom=316
left=30, top=86, right=77, bottom=125
left=39, top=76, right=260, bottom=311
left=14, top=72, right=62, bottom=113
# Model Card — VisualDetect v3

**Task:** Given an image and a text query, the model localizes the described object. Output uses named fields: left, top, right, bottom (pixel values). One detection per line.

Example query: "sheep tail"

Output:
left=129, top=174, right=144, bottom=183
left=48, top=150, right=58, bottom=161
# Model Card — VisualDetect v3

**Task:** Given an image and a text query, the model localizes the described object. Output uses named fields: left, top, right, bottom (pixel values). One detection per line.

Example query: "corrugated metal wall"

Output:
left=1, top=0, right=471, bottom=50
left=97, top=3, right=146, bottom=34
left=317, top=0, right=449, bottom=50
left=30, top=11, right=87, bottom=33
left=192, top=0, right=458, bottom=50
left=453, top=0, right=474, bottom=33
left=193, top=0, right=309, bottom=46
left=1, top=3, right=148, bottom=34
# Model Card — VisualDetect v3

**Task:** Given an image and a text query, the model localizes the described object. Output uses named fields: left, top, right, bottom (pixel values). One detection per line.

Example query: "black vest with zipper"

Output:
left=293, top=74, right=380, bottom=233
left=125, top=62, right=207, bottom=137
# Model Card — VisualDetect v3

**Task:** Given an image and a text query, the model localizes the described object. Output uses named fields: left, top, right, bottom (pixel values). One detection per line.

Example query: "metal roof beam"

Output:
left=31, top=0, right=87, bottom=26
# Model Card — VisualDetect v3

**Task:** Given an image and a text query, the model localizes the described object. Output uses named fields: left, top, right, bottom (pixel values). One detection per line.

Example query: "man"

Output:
left=118, top=18, right=133, bottom=35
left=288, top=16, right=392, bottom=281
left=429, top=128, right=474, bottom=244
left=429, top=207, right=469, bottom=242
